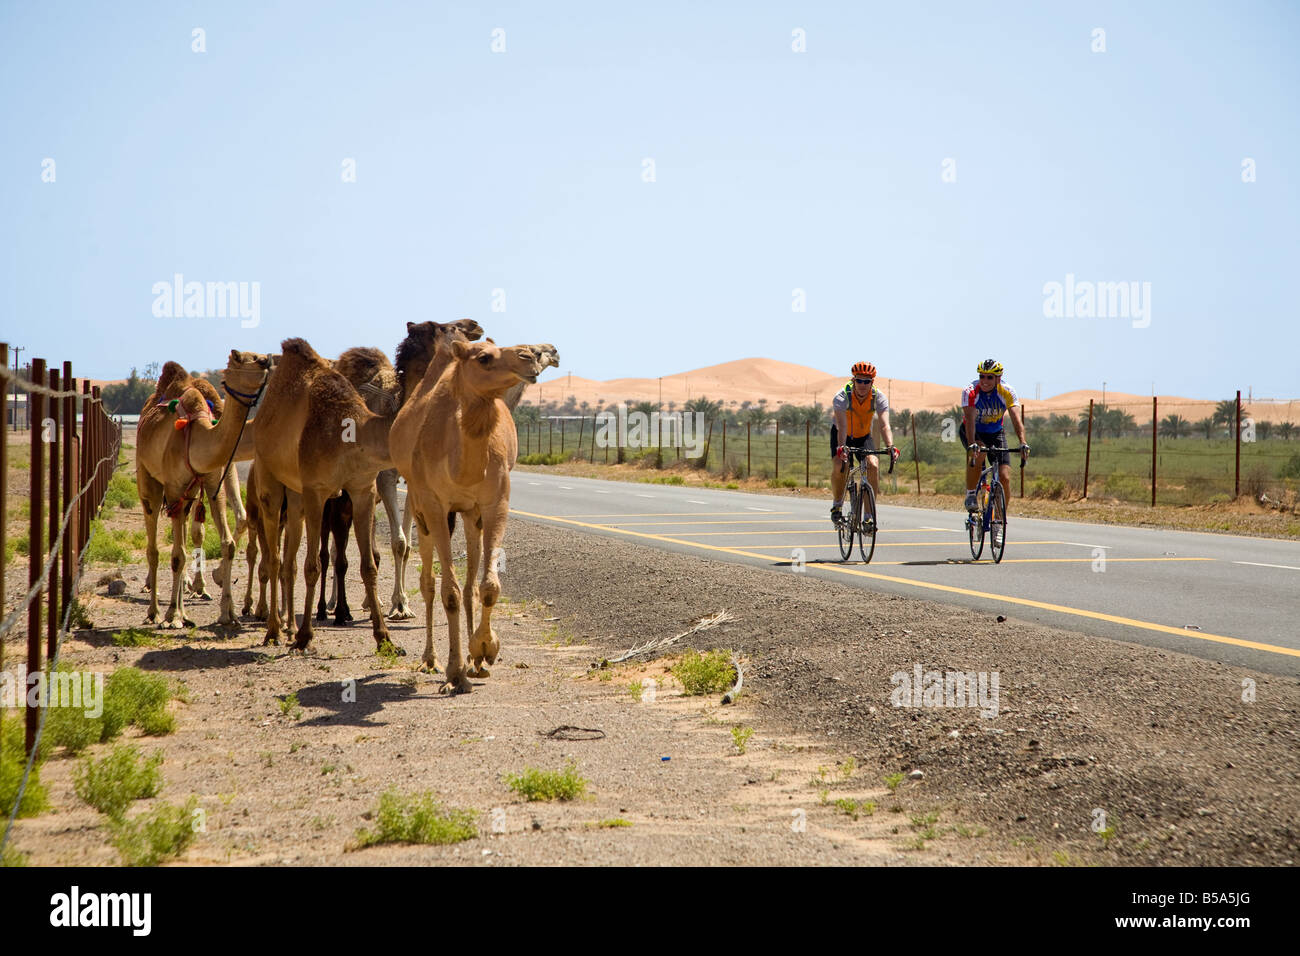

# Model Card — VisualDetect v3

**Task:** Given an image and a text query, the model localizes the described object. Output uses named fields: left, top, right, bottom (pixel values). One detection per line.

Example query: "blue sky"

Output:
left=2, top=0, right=1296, bottom=400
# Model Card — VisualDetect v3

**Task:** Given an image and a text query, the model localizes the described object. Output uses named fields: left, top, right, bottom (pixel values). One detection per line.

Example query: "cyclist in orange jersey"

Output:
left=830, top=361, right=900, bottom=525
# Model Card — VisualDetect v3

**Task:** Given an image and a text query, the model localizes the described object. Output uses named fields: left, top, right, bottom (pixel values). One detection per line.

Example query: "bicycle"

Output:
left=836, top=445, right=896, bottom=564
left=965, top=441, right=1026, bottom=563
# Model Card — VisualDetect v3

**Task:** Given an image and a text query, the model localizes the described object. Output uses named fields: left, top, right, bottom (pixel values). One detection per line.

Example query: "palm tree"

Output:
left=1160, top=414, right=1189, bottom=438
left=1213, top=399, right=1237, bottom=430
left=1280, top=422, right=1296, bottom=441
left=1256, top=420, right=1272, bottom=441
left=1047, top=413, right=1074, bottom=436
left=912, top=410, right=941, bottom=434
left=1193, top=416, right=1216, bottom=439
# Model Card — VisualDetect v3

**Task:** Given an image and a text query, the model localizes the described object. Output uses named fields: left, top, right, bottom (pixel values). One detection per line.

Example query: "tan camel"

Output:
left=386, top=340, right=558, bottom=608
left=143, top=364, right=249, bottom=599
left=251, top=337, right=398, bottom=651
left=136, top=351, right=271, bottom=628
left=389, top=339, right=543, bottom=693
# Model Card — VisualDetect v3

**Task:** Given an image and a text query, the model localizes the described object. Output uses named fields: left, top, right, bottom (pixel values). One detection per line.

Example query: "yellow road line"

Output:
left=819, top=558, right=1214, bottom=565
left=510, top=509, right=1299, bottom=660
left=549, top=512, right=793, bottom=518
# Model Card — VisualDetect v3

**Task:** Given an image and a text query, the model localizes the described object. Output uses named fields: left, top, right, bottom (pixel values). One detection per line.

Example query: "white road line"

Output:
left=528, top=482, right=540, bottom=486
left=1058, top=542, right=1112, bottom=549
left=595, top=490, right=610, bottom=495
left=559, top=485, right=573, bottom=490
left=1233, top=561, right=1300, bottom=571
left=688, top=499, right=707, bottom=504
left=636, top=494, right=655, bottom=498
left=746, top=506, right=773, bottom=512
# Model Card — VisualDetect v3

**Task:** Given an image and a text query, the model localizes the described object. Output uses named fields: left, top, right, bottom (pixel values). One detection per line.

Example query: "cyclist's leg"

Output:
left=863, top=439, right=880, bottom=501
left=961, top=423, right=981, bottom=509
left=830, top=424, right=846, bottom=519
left=993, top=432, right=1012, bottom=518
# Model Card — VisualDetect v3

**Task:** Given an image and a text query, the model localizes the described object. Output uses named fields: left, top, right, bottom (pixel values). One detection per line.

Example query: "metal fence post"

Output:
left=1235, top=390, right=1241, bottom=498
left=27, top=359, right=46, bottom=755
left=1151, top=396, right=1158, bottom=507
left=912, top=415, right=921, bottom=495
left=47, top=368, right=60, bottom=658
left=1083, top=399, right=1094, bottom=500
left=805, top=421, right=810, bottom=487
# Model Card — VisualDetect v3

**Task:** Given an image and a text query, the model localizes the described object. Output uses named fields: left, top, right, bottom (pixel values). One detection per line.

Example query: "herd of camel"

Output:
left=132, top=319, right=558, bottom=694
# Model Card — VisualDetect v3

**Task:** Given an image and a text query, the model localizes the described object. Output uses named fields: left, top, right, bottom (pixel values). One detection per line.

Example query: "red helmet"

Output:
left=851, top=362, right=876, bottom=378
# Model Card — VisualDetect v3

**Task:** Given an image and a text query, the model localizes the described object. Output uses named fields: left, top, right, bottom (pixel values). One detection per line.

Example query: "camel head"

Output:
left=450, top=340, right=544, bottom=395
left=524, top=344, right=560, bottom=372
left=223, top=350, right=273, bottom=407
left=172, top=387, right=216, bottom=431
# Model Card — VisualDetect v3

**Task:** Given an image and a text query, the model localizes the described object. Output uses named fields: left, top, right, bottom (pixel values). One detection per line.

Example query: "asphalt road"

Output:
left=503, top=471, right=1300, bottom=677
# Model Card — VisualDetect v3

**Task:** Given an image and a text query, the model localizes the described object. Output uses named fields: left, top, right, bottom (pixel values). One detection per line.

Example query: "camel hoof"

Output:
left=386, top=607, right=415, bottom=622
left=334, top=610, right=354, bottom=625
left=262, top=635, right=280, bottom=647
left=315, top=608, right=329, bottom=622
left=376, top=640, right=405, bottom=657
left=469, top=629, right=500, bottom=666
left=469, top=664, right=491, bottom=679
left=440, top=674, right=472, bottom=695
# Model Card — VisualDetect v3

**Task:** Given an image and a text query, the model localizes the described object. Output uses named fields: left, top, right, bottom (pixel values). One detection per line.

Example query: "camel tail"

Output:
left=447, top=512, right=457, bottom=536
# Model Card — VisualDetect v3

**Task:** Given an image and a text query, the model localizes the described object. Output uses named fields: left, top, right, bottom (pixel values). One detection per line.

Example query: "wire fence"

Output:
left=1, top=342, right=123, bottom=838
left=514, top=393, right=1300, bottom=506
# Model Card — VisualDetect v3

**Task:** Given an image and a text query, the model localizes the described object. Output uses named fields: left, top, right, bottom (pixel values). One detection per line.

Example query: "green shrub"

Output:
left=102, top=667, right=176, bottom=738
left=671, top=649, right=736, bottom=696
left=73, top=745, right=164, bottom=820
left=1028, top=475, right=1066, bottom=500
left=1099, top=473, right=1148, bottom=501
left=1279, top=453, right=1300, bottom=480
left=84, top=521, right=131, bottom=564
left=350, top=789, right=478, bottom=848
left=111, top=796, right=198, bottom=866
left=1, top=717, right=49, bottom=819
left=1026, top=432, right=1060, bottom=458
left=517, top=452, right=571, bottom=466
left=933, top=473, right=967, bottom=496
left=503, top=762, right=589, bottom=802
left=767, top=477, right=797, bottom=489
left=105, top=472, right=139, bottom=509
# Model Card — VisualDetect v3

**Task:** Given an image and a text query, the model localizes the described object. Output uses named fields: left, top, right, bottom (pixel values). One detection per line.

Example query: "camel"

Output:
left=143, top=363, right=250, bottom=599
left=389, top=339, right=544, bottom=694
left=251, top=337, right=400, bottom=651
left=384, top=340, right=558, bottom=613
left=136, top=351, right=271, bottom=628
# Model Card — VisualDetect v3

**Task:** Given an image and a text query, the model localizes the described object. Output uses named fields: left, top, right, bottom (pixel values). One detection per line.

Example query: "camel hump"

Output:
left=154, top=361, right=190, bottom=395
left=280, top=338, right=323, bottom=364
left=335, top=347, right=393, bottom=386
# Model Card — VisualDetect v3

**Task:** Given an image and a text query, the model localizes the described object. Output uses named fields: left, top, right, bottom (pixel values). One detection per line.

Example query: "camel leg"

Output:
left=207, top=480, right=239, bottom=627
left=379, top=470, right=413, bottom=620
left=469, top=503, right=506, bottom=674
left=187, top=509, right=212, bottom=599
left=287, top=490, right=315, bottom=651
left=225, top=466, right=247, bottom=540
left=390, top=498, right=417, bottom=621
left=325, top=539, right=338, bottom=612
left=331, top=510, right=353, bottom=625
left=348, top=485, right=394, bottom=652
left=161, top=508, right=194, bottom=629
left=430, top=507, right=469, bottom=694
left=417, top=525, right=440, bottom=673
left=463, top=508, right=486, bottom=677
left=362, top=512, right=382, bottom=617
left=315, top=499, right=334, bottom=622
left=140, top=473, right=164, bottom=624
left=241, top=486, right=260, bottom=617
left=258, top=471, right=288, bottom=645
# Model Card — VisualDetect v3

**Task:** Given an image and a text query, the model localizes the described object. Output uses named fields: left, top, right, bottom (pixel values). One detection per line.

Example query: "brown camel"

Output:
left=389, top=339, right=543, bottom=693
left=136, top=351, right=271, bottom=628
left=143, top=363, right=250, bottom=599
left=251, top=337, right=398, bottom=651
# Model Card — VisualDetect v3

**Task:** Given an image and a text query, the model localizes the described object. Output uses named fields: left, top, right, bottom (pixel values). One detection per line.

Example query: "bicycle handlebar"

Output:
left=968, top=443, right=1028, bottom=468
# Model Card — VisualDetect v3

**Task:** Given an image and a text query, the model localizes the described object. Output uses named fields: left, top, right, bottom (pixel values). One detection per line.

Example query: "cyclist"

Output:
left=831, top=361, right=900, bottom=526
left=961, top=359, right=1030, bottom=544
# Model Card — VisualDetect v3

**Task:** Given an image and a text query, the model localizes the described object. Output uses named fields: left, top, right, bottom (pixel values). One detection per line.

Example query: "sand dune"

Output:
left=524, top=358, right=1300, bottom=424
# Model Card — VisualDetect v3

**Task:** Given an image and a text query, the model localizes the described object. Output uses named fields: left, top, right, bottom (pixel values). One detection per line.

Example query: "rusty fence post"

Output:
left=1151, top=396, right=1158, bottom=507
left=47, top=368, right=60, bottom=658
left=912, top=416, right=921, bottom=495
left=26, top=358, right=46, bottom=755
left=1235, top=390, right=1242, bottom=498
left=63, top=361, right=75, bottom=620
left=805, top=421, right=810, bottom=488
left=746, top=421, right=751, bottom=477
left=1083, top=399, right=1094, bottom=500
left=0, top=343, right=7, bottom=732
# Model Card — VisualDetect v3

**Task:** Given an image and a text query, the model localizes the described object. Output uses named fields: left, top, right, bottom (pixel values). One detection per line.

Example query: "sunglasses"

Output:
left=853, top=378, right=873, bottom=385
left=979, top=374, right=997, bottom=381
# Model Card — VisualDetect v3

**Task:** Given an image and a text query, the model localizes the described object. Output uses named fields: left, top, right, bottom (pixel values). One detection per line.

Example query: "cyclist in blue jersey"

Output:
left=961, top=359, right=1030, bottom=538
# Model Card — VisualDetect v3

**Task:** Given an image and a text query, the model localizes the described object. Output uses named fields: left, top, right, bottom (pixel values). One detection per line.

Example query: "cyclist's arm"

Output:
left=877, top=408, right=894, bottom=449
left=963, top=404, right=978, bottom=445
left=1008, top=404, right=1026, bottom=445
left=833, top=406, right=847, bottom=446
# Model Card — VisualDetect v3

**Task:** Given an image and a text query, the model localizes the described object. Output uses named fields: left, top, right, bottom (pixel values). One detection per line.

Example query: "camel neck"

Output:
left=356, top=412, right=395, bottom=469
left=186, top=387, right=256, bottom=474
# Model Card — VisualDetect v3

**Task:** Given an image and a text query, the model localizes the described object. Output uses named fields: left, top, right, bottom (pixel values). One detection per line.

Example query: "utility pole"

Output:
left=10, top=346, right=23, bottom=430
left=1102, top=382, right=1107, bottom=409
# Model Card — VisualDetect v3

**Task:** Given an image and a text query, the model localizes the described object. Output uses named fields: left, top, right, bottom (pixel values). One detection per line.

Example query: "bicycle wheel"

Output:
left=858, top=480, right=877, bottom=563
left=967, top=491, right=985, bottom=561
left=837, top=484, right=856, bottom=561
left=990, top=484, right=1007, bottom=564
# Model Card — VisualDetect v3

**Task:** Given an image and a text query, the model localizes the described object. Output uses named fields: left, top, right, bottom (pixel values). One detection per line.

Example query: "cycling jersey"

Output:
left=832, top=382, right=889, bottom=441
left=961, top=379, right=1018, bottom=434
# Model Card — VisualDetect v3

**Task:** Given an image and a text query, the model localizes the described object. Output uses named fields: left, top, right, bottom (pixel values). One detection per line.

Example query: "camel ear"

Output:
left=451, top=339, right=471, bottom=360
left=486, top=337, right=495, bottom=345
left=406, top=322, right=415, bottom=332
left=229, top=349, right=240, bottom=362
